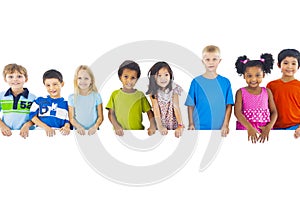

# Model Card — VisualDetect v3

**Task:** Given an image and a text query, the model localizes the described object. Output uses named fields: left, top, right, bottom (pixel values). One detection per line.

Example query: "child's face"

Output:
left=5, top=72, right=27, bottom=91
left=279, top=56, right=299, bottom=78
left=243, top=66, right=264, bottom=89
left=155, top=67, right=171, bottom=90
left=202, top=52, right=221, bottom=73
left=120, top=68, right=138, bottom=92
left=77, top=69, right=92, bottom=92
left=44, top=78, right=64, bottom=98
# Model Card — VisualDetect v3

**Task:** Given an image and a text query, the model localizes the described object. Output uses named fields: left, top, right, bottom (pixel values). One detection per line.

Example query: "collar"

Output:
left=4, top=88, right=29, bottom=98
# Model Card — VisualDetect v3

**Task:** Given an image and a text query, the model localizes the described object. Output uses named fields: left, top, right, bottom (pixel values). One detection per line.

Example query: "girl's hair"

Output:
left=235, top=53, right=274, bottom=76
left=278, top=49, right=300, bottom=68
left=74, top=65, right=98, bottom=95
left=146, top=61, right=173, bottom=99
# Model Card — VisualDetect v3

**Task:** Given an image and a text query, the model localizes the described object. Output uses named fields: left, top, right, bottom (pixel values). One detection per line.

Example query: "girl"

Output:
left=68, top=65, right=103, bottom=135
left=146, top=61, right=184, bottom=138
left=234, top=53, right=277, bottom=143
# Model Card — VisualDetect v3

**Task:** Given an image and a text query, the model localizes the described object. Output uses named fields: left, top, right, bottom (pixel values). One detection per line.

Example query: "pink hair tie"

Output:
left=240, top=59, right=248, bottom=64
left=260, top=58, right=265, bottom=63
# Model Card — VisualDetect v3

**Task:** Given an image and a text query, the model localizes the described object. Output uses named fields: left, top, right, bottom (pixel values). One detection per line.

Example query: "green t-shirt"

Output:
left=106, top=89, right=151, bottom=130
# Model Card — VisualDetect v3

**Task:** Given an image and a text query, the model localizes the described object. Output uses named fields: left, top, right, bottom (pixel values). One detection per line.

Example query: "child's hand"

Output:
left=45, top=126, right=56, bottom=137
left=76, top=126, right=86, bottom=135
left=88, top=126, right=98, bottom=135
left=175, top=126, right=183, bottom=138
left=60, top=126, right=70, bottom=136
left=294, top=127, right=300, bottom=139
left=247, top=127, right=260, bottom=143
left=115, top=127, right=124, bottom=136
left=158, top=127, right=168, bottom=135
left=258, top=125, right=271, bottom=143
left=221, top=126, right=229, bottom=137
left=147, top=127, right=156, bottom=136
left=188, top=124, right=195, bottom=130
left=20, top=125, right=30, bottom=139
left=0, top=124, right=12, bottom=137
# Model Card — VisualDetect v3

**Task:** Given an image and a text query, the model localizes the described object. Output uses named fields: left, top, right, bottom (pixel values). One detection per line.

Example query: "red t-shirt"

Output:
left=267, top=79, right=300, bottom=128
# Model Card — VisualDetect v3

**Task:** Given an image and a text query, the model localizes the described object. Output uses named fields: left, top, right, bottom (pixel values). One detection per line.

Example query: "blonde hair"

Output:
left=74, top=65, right=98, bottom=95
left=3, top=63, right=28, bottom=79
left=202, top=45, right=221, bottom=57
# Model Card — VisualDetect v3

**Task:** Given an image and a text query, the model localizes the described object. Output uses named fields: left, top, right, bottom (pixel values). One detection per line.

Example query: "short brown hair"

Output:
left=3, top=63, right=28, bottom=79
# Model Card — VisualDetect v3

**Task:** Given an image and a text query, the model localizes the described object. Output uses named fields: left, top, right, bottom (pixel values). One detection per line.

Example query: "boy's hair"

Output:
left=3, top=63, right=28, bottom=79
left=278, top=49, right=300, bottom=68
left=146, top=61, right=173, bottom=98
left=118, top=60, right=141, bottom=79
left=43, top=69, right=63, bottom=84
left=74, top=65, right=98, bottom=95
left=202, top=45, right=221, bottom=57
left=235, top=53, right=274, bottom=75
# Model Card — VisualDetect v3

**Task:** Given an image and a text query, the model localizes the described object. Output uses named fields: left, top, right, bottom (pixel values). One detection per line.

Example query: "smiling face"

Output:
left=77, top=69, right=92, bottom=93
left=155, top=67, right=171, bottom=90
left=44, top=78, right=64, bottom=98
left=5, top=72, right=27, bottom=93
left=243, top=66, right=264, bottom=89
left=279, top=56, right=299, bottom=80
left=119, top=68, right=138, bottom=93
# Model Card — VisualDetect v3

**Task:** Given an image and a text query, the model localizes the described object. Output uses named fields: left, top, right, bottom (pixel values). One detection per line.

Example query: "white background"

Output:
left=1, top=0, right=300, bottom=223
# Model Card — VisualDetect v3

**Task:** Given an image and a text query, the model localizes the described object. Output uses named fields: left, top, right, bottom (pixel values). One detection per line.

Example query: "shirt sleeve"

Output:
left=141, top=93, right=151, bottom=113
left=95, top=92, right=103, bottom=105
left=29, top=98, right=40, bottom=120
left=68, top=94, right=74, bottom=107
left=185, top=79, right=196, bottom=106
left=105, top=91, right=115, bottom=110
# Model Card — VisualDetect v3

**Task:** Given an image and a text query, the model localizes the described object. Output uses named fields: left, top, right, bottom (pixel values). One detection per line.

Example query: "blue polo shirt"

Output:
left=0, top=88, right=36, bottom=130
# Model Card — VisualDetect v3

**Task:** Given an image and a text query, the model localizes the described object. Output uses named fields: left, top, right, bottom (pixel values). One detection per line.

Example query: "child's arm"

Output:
left=150, top=96, right=167, bottom=135
left=0, top=119, right=12, bottom=136
left=146, top=109, right=156, bottom=136
left=221, top=104, right=232, bottom=137
left=259, top=88, right=278, bottom=142
left=173, top=94, right=184, bottom=138
left=234, top=89, right=259, bottom=143
left=88, top=103, right=104, bottom=135
left=20, top=120, right=34, bottom=139
left=68, top=105, right=85, bottom=135
left=187, top=106, right=195, bottom=130
left=31, top=115, right=56, bottom=137
left=108, top=108, right=124, bottom=136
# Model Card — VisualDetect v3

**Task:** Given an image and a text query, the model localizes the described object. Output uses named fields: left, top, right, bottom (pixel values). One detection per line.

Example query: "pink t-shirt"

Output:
left=236, top=87, right=270, bottom=132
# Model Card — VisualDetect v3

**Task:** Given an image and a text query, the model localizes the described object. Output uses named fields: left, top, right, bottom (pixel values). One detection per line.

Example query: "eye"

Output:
left=17, top=75, right=23, bottom=79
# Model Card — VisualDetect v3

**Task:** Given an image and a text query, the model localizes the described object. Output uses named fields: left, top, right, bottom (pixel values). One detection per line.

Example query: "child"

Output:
left=0, top=63, right=36, bottom=138
left=234, top=53, right=278, bottom=143
left=146, top=61, right=184, bottom=138
left=266, top=49, right=300, bottom=138
left=106, top=60, right=156, bottom=136
left=68, top=65, right=103, bottom=135
left=185, top=45, right=234, bottom=136
left=29, top=69, right=70, bottom=137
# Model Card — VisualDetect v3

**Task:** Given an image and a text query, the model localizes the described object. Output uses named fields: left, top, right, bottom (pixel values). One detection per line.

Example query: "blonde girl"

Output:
left=68, top=65, right=103, bottom=135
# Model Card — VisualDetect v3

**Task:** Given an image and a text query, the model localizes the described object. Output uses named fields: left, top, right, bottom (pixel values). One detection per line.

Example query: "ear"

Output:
left=277, top=62, right=281, bottom=68
left=61, top=81, right=64, bottom=87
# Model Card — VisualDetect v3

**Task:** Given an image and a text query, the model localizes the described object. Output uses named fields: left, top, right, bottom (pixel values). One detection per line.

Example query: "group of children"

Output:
left=1, top=45, right=300, bottom=143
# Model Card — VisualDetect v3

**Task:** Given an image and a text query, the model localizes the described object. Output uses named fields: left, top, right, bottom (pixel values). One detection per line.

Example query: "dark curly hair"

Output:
left=235, top=53, right=274, bottom=76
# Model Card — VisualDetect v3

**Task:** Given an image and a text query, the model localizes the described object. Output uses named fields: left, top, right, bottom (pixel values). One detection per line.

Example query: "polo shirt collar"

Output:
left=4, top=88, right=29, bottom=98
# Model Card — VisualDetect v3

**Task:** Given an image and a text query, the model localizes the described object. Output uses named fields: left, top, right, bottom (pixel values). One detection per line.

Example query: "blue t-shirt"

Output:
left=68, top=92, right=102, bottom=129
left=0, top=88, right=36, bottom=130
left=185, top=75, right=234, bottom=130
left=29, top=96, right=69, bottom=129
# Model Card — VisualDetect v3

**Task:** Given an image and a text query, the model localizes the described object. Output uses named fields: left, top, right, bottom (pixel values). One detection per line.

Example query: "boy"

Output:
left=266, top=49, right=300, bottom=138
left=29, top=69, right=70, bottom=137
left=185, top=45, right=234, bottom=136
left=106, top=60, right=156, bottom=136
left=0, top=63, right=36, bottom=138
